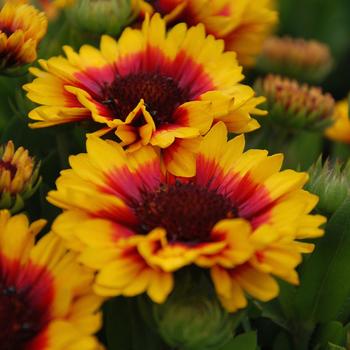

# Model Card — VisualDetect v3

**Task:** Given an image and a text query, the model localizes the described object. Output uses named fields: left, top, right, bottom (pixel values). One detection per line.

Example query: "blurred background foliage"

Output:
left=277, top=0, right=350, bottom=99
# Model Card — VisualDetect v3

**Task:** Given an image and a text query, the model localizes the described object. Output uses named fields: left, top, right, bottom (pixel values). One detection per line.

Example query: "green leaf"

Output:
left=256, top=298, right=290, bottom=331
left=104, top=298, right=133, bottom=350
left=104, top=297, right=166, bottom=350
left=272, top=332, right=293, bottom=350
left=284, top=131, right=323, bottom=170
left=218, top=332, right=257, bottom=350
left=313, top=321, right=347, bottom=349
left=327, top=344, right=346, bottom=350
left=294, top=198, right=350, bottom=322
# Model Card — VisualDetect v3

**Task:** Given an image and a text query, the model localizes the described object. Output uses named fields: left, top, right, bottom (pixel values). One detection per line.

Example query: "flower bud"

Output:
left=0, top=2, right=47, bottom=75
left=153, top=274, right=237, bottom=350
left=69, top=0, right=137, bottom=36
left=257, top=36, right=333, bottom=84
left=306, top=157, right=349, bottom=215
left=255, top=74, right=335, bottom=132
left=0, top=141, right=41, bottom=213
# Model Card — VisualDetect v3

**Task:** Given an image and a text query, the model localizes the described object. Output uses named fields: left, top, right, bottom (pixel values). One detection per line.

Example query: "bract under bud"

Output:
left=306, top=157, right=350, bottom=216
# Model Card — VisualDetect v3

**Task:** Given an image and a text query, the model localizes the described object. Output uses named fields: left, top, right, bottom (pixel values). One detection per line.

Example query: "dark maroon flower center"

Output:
left=131, top=181, right=236, bottom=244
left=0, top=284, right=43, bottom=350
left=0, top=26, right=14, bottom=37
left=100, top=72, right=189, bottom=127
left=0, top=160, right=17, bottom=179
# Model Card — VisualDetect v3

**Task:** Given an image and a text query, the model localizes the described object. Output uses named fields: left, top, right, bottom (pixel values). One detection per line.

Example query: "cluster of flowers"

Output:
left=1, top=0, right=349, bottom=349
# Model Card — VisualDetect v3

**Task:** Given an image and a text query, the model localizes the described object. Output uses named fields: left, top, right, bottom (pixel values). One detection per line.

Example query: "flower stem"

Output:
left=56, top=132, right=70, bottom=168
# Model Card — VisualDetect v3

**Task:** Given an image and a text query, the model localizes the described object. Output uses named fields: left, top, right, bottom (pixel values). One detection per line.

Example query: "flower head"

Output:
left=0, top=2, right=47, bottom=73
left=24, top=14, right=265, bottom=176
left=140, top=0, right=278, bottom=66
left=257, top=36, right=333, bottom=83
left=48, top=122, right=325, bottom=312
left=0, top=210, right=104, bottom=349
left=255, top=74, right=335, bottom=132
left=325, top=99, right=350, bottom=144
left=0, top=141, right=41, bottom=212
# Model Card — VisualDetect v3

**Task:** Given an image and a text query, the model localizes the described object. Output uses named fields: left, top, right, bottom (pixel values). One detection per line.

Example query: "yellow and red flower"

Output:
left=24, top=14, right=265, bottom=176
left=0, top=140, right=41, bottom=212
left=48, top=122, right=325, bottom=312
left=0, top=1, right=47, bottom=72
left=140, top=0, right=278, bottom=66
left=325, top=99, right=350, bottom=144
left=0, top=210, right=104, bottom=349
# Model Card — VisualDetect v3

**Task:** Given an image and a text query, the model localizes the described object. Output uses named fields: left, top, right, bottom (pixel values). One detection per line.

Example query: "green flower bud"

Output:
left=257, top=36, right=333, bottom=84
left=254, top=75, right=335, bottom=133
left=69, top=0, right=137, bottom=36
left=306, top=157, right=350, bottom=216
left=153, top=274, right=239, bottom=350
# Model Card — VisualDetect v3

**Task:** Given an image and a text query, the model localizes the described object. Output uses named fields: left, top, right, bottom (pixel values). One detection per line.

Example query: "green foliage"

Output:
left=218, top=332, right=257, bottom=350
left=294, top=199, right=350, bottom=323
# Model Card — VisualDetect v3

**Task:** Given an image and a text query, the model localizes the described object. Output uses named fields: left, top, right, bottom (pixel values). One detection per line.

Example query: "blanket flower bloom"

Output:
left=48, top=122, right=325, bottom=312
left=139, top=0, right=278, bottom=66
left=24, top=14, right=265, bottom=176
left=0, top=2, right=47, bottom=73
left=0, top=141, right=41, bottom=212
left=0, top=210, right=104, bottom=350
left=325, top=99, right=350, bottom=144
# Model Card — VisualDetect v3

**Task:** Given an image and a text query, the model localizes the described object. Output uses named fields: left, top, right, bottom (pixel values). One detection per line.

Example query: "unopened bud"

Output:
left=69, top=0, right=136, bottom=36
left=0, top=141, right=41, bottom=213
left=306, top=157, right=349, bottom=215
left=153, top=274, right=237, bottom=350
left=257, top=36, right=333, bottom=84
left=255, top=74, right=335, bottom=132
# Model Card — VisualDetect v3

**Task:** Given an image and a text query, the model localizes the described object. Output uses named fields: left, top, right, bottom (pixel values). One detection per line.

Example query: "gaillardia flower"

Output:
left=0, top=140, right=41, bottom=212
left=257, top=36, right=333, bottom=83
left=0, top=210, right=104, bottom=349
left=0, top=2, right=47, bottom=73
left=140, top=0, right=278, bottom=66
left=325, top=99, right=350, bottom=144
left=255, top=74, right=335, bottom=132
left=48, top=123, right=325, bottom=312
left=24, top=14, right=265, bottom=176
